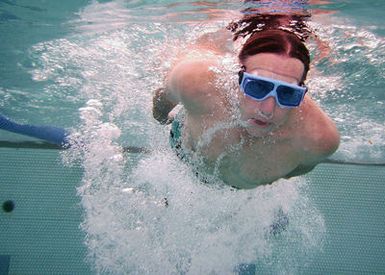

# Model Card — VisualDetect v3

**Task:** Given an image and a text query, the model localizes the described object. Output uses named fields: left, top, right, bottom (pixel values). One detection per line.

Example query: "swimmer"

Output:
left=153, top=14, right=340, bottom=189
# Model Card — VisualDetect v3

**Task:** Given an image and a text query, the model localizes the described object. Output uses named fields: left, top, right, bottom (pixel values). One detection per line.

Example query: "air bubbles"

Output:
left=121, top=187, right=135, bottom=193
left=77, top=149, right=325, bottom=274
left=50, top=2, right=330, bottom=273
left=79, top=106, right=103, bottom=121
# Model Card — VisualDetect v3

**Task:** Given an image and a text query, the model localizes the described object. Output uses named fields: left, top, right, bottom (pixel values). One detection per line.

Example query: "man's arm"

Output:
left=152, top=29, right=232, bottom=124
left=152, top=56, right=223, bottom=124
left=286, top=99, right=340, bottom=179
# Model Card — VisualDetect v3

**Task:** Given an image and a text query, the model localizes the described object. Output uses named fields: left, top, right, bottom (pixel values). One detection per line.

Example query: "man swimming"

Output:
left=153, top=24, right=340, bottom=189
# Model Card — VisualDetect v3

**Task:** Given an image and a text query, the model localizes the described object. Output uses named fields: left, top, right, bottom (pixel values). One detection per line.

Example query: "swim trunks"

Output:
left=169, top=106, right=211, bottom=183
left=169, top=106, right=187, bottom=160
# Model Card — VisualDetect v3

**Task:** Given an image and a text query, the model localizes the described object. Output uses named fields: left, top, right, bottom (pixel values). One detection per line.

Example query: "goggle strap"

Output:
left=238, top=70, right=245, bottom=85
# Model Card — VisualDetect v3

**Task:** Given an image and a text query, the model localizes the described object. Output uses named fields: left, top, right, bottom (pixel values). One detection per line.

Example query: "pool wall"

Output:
left=0, top=145, right=384, bottom=274
left=0, top=147, right=91, bottom=274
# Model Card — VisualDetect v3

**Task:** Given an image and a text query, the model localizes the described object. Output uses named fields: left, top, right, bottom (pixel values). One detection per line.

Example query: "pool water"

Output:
left=1, top=0, right=384, bottom=274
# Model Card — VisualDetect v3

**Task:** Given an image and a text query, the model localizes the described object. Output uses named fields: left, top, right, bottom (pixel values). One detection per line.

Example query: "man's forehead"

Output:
left=243, top=53, right=305, bottom=83
left=248, top=67, right=301, bottom=83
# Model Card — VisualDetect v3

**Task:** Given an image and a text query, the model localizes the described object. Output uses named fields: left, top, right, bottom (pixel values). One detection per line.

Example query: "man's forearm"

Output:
left=152, top=88, right=177, bottom=124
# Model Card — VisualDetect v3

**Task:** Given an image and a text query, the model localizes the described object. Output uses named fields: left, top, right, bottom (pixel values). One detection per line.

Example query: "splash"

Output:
left=79, top=149, right=325, bottom=274
left=29, top=1, right=378, bottom=273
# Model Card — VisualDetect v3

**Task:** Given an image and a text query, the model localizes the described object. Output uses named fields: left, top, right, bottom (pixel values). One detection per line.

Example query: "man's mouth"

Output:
left=247, top=118, right=271, bottom=128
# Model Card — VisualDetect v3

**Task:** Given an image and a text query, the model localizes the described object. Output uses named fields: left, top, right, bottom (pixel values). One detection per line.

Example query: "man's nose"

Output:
left=258, top=96, right=276, bottom=118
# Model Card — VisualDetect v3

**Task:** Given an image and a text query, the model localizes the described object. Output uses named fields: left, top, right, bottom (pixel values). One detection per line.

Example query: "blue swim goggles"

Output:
left=238, top=71, right=307, bottom=108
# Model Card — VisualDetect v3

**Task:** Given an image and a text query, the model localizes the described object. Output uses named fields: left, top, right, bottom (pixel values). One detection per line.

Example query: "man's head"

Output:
left=236, top=29, right=310, bottom=137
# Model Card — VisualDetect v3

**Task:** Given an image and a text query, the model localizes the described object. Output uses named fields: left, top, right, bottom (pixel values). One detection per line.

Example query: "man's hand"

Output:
left=152, top=88, right=177, bottom=124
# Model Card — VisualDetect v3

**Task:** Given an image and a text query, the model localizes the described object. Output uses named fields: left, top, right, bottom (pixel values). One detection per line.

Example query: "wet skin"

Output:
left=154, top=51, right=340, bottom=189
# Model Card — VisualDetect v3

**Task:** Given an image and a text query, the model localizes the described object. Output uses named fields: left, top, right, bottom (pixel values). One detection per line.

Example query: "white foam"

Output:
left=80, top=150, right=325, bottom=274
left=29, top=2, right=385, bottom=272
left=57, top=17, right=324, bottom=275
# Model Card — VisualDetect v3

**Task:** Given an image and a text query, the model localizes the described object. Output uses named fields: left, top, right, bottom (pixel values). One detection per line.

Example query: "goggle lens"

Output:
left=244, top=79, right=274, bottom=99
left=276, top=85, right=303, bottom=106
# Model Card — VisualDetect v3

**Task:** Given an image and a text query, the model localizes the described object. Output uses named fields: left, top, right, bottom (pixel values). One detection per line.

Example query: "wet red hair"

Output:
left=239, top=29, right=310, bottom=84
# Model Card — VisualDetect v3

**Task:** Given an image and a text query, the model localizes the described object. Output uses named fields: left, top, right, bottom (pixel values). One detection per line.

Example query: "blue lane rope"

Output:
left=0, top=114, right=70, bottom=147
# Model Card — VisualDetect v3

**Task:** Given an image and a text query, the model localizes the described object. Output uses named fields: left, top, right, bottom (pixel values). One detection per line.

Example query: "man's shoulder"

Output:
left=297, top=98, right=340, bottom=161
left=168, top=52, right=220, bottom=86
left=166, top=52, right=225, bottom=115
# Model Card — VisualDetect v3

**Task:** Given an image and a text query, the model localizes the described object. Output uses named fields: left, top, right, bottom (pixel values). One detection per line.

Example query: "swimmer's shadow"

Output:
left=269, top=208, right=289, bottom=236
